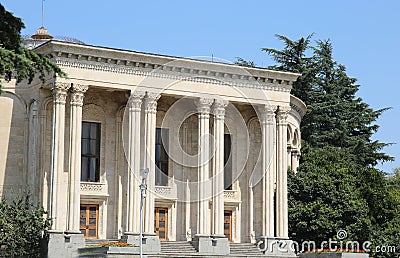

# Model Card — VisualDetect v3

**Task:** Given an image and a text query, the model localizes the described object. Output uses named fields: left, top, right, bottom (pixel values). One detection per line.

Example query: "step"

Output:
left=85, top=239, right=121, bottom=246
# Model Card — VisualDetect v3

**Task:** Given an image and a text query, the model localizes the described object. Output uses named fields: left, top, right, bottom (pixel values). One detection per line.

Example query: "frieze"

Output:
left=55, top=58, right=293, bottom=93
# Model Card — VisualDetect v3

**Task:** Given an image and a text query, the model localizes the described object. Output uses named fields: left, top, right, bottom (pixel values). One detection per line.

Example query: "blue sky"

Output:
left=3, top=0, right=399, bottom=173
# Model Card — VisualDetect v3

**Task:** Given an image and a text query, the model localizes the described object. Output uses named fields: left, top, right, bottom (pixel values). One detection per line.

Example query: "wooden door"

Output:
left=224, top=210, right=232, bottom=242
left=80, top=205, right=98, bottom=238
left=154, top=207, right=168, bottom=240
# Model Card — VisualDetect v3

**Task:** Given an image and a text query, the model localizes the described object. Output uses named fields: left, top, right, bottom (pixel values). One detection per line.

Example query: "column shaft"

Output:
left=195, top=98, right=213, bottom=236
left=276, top=107, right=290, bottom=238
left=67, top=84, right=88, bottom=232
left=126, top=91, right=145, bottom=233
left=50, top=82, right=70, bottom=230
left=260, top=105, right=276, bottom=237
left=143, top=92, right=160, bottom=234
left=212, top=99, right=227, bottom=236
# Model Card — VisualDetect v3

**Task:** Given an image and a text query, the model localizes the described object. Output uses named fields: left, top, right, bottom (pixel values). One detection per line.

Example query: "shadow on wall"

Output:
left=0, top=90, right=29, bottom=200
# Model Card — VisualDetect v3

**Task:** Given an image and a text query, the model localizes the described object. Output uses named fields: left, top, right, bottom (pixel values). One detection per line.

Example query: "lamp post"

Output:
left=139, top=168, right=149, bottom=258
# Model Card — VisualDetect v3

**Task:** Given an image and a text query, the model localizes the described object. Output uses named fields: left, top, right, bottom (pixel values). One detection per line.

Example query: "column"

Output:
left=291, top=150, right=300, bottom=172
left=126, top=91, right=145, bottom=233
left=212, top=99, right=228, bottom=236
left=195, top=97, right=213, bottom=236
left=50, top=82, right=70, bottom=230
left=143, top=92, right=160, bottom=234
left=67, top=84, right=88, bottom=233
left=260, top=105, right=277, bottom=237
left=275, top=106, right=290, bottom=238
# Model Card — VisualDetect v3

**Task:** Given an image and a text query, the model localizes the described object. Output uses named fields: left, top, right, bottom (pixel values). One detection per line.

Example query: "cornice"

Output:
left=36, top=41, right=301, bottom=93
left=290, top=95, right=307, bottom=117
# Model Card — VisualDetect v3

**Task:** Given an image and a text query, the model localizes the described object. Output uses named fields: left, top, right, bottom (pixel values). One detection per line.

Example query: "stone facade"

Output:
left=0, top=41, right=306, bottom=253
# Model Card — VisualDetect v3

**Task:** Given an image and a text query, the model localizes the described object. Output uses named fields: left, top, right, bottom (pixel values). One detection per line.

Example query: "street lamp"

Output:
left=139, top=168, right=149, bottom=258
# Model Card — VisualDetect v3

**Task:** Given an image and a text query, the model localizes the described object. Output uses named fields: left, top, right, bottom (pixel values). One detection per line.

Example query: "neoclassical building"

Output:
left=0, top=36, right=305, bottom=255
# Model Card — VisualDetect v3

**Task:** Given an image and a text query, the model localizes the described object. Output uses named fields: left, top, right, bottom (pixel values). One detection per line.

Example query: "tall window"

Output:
left=81, top=122, right=101, bottom=182
left=155, top=128, right=169, bottom=186
left=224, top=134, right=232, bottom=190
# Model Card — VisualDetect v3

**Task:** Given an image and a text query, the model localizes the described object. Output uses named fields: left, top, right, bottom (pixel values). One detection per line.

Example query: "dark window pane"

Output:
left=155, top=145, right=161, bottom=160
left=89, top=218, right=96, bottom=225
left=89, top=229, right=96, bottom=237
left=90, top=158, right=96, bottom=182
left=90, top=123, right=97, bottom=138
left=90, top=139, right=97, bottom=154
left=155, top=128, right=169, bottom=186
left=81, top=139, right=88, bottom=154
left=82, top=123, right=89, bottom=138
left=159, top=232, right=165, bottom=238
left=81, top=122, right=101, bottom=182
left=80, top=218, right=86, bottom=226
left=224, top=134, right=232, bottom=190
left=81, top=157, right=88, bottom=181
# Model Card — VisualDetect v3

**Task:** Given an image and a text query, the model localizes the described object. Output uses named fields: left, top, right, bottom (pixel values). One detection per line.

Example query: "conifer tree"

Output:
left=262, top=34, right=392, bottom=166
left=0, top=4, right=64, bottom=92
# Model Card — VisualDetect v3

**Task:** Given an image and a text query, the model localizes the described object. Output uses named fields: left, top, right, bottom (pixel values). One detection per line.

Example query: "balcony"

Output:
left=154, top=178, right=177, bottom=200
left=80, top=182, right=109, bottom=197
left=224, top=189, right=241, bottom=203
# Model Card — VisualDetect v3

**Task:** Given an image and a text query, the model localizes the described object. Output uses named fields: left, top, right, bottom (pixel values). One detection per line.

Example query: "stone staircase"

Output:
left=159, top=240, right=198, bottom=255
left=229, top=243, right=264, bottom=256
left=82, top=239, right=265, bottom=257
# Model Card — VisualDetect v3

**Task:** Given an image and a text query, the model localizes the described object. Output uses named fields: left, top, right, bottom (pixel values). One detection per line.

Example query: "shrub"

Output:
left=0, top=192, right=51, bottom=257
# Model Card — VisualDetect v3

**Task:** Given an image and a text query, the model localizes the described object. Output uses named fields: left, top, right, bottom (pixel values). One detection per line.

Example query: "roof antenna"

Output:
left=212, top=54, right=214, bottom=62
left=42, top=0, right=45, bottom=28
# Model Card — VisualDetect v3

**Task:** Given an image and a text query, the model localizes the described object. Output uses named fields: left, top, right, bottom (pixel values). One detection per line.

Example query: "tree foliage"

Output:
left=0, top=192, right=51, bottom=257
left=258, top=34, right=399, bottom=256
left=262, top=34, right=392, bottom=167
left=234, top=57, right=256, bottom=67
left=288, top=147, right=371, bottom=246
left=0, top=4, right=64, bottom=91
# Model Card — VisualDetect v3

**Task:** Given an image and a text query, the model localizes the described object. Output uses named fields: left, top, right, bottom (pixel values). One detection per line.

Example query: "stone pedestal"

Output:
left=258, top=236, right=296, bottom=257
left=121, top=232, right=161, bottom=254
left=47, top=230, right=85, bottom=258
left=191, top=234, right=230, bottom=255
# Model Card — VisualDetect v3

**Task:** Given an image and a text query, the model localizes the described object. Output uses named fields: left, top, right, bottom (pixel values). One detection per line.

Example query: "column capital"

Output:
left=128, top=90, right=145, bottom=111
left=195, top=97, right=213, bottom=116
left=212, top=99, right=228, bottom=120
left=51, top=82, right=71, bottom=105
left=70, top=84, right=89, bottom=107
left=276, top=106, right=291, bottom=124
left=144, top=92, right=160, bottom=114
left=258, top=105, right=277, bottom=124
left=71, top=84, right=89, bottom=93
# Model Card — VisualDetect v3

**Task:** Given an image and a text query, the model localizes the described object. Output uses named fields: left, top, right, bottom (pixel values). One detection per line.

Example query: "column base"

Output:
left=191, top=234, right=230, bottom=255
left=47, top=230, right=85, bottom=258
left=121, top=232, right=160, bottom=254
left=258, top=236, right=296, bottom=257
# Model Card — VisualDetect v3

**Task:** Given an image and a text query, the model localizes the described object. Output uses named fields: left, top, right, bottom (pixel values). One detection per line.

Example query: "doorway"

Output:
left=224, top=210, right=232, bottom=242
left=80, top=204, right=98, bottom=238
left=154, top=207, right=168, bottom=240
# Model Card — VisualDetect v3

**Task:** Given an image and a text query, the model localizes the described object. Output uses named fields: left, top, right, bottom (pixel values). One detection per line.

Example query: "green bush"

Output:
left=0, top=192, right=51, bottom=257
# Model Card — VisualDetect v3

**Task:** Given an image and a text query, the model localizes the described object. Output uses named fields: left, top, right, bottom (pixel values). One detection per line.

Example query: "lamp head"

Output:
left=141, top=168, right=149, bottom=180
